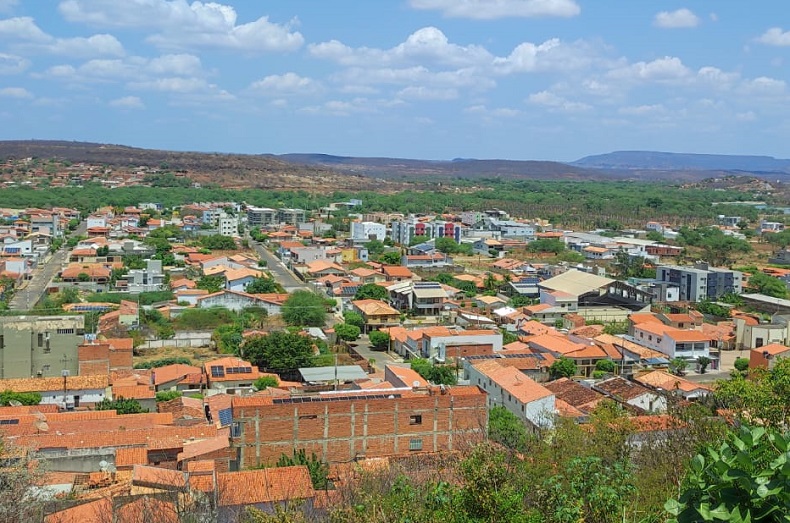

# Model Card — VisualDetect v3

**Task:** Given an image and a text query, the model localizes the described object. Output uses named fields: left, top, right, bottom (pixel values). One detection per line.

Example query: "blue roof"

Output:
left=644, top=357, right=670, bottom=365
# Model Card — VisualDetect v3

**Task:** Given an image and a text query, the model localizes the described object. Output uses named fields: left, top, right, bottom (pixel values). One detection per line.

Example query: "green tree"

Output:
left=670, top=357, right=689, bottom=376
left=435, top=237, right=461, bottom=254
left=365, top=239, right=385, bottom=255
left=335, top=322, right=361, bottom=342
left=747, top=271, right=788, bottom=299
left=353, top=283, right=389, bottom=301
left=281, top=290, right=327, bottom=327
left=488, top=405, right=530, bottom=452
left=379, top=251, right=402, bottom=264
left=342, top=311, right=365, bottom=329
left=155, top=390, right=182, bottom=402
left=550, top=357, right=577, bottom=380
left=245, top=275, right=283, bottom=294
left=197, top=274, right=225, bottom=293
left=0, top=390, right=41, bottom=406
left=96, top=397, right=147, bottom=414
left=714, top=358, right=790, bottom=427
left=77, top=272, right=90, bottom=282
left=665, top=425, right=790, bottom=523
left=200, top=234, right=237, bottom=250
left=408, top=235, right=429, bottom=246
left=646, top=230, right=665, bottom=242
left=276, top=449, right=329, bottom=490
left=595, top=359, right=616, bottom=374
left=254, top=375, right=279, bottom=390
left=410, top=358, right=457, bottom=385
left=368, top=330, right=390, bottom=350
left=527, top=238, right=565, bottom=254
left=697, top=356, right=711, bottom=374
left=241, top=331, right=316, bottom=370
left=734, top=357, right=750, bottom=373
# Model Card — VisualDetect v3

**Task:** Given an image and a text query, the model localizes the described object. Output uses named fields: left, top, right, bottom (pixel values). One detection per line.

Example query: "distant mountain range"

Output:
left=573, top=150, right=790, bottom=173
left=0, top=141, right=788, bottom=187
left=273, top=153, right=600, bottom=181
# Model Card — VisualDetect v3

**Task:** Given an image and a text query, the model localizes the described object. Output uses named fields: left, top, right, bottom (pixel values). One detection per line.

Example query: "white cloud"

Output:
left=59, top=0, right=303, bottom=53
left=408, top=0, right=580, bottom=19
left=0, top=0, right=18, bottom=13
left=735, top=111, right=756, bottom=122
left=310, top=27, right=492, bottom=68
left=528, top=90, right=590, bottom=112
left=757, top=27, right=790, bottom=47
left=0, top=52, right=28, bottom=74
left=249, top=72, right=320, bottom=96
left=618, top=104, right=665, bottom=115
left=653, top=8, right=699, bottom=29
left=0, top=16, right=124, bottom=57
left=109, top=95, right=144, bottom=109
left=739, top=76, right=786, bottom=96
left=464, top=104, right=521, bottom=118
left=607, top=56, right=691, bottom=82
left=0, top=16, right=50, bottom=41
left=42, top=53, right=206, bottom=84
left=128, top=76, right=211, bottom=93
left=0, top=86, right=31, bottom=98
left=396, top=86, right=458, bottom=100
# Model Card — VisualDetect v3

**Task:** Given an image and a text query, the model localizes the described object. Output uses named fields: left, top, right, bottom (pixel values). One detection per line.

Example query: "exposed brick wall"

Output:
left=446, top=344, right=493, bottom=359
left=232, top=390, right=487, bottom=467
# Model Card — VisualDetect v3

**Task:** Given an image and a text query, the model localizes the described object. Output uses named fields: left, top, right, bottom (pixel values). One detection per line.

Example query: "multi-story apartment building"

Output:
left=246, top=206, right=277, bottom=228
left=0, top=316, right=85, bottom=378
left=277, top=208, right=307, bottom=225
left=656, top=263, right=742, bottom=302
left=350, top=221, right=386, bottom=242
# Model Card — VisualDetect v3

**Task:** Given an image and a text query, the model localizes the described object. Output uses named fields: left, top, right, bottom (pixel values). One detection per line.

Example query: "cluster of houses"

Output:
left=1, top=198, right=790, bottom=520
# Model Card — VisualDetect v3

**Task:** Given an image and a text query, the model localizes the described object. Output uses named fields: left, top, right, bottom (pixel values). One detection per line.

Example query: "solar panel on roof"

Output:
left=218, top=408, right=232, bottom=427
left=0, top=419, right=19, bottom=425
left=210, top=365, right=225, bottom=377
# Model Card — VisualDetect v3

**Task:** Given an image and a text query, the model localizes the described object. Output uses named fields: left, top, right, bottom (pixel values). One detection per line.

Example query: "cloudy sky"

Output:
left=0, top=1, right=789, bottom=161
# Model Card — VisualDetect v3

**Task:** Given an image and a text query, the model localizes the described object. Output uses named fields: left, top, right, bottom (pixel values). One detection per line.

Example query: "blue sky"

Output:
left=0, top=1, right=789, bottom=161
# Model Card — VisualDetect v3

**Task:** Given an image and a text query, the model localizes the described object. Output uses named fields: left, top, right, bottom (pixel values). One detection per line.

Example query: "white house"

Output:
left=594, top=376, right=667, bottom=413
left=630, top=322, right=712, bottom=361
left=465, top=359, right=555, bottom=431
left=0, top=375, right=109, bottom=409
left=196, top=290, right=282, bottom=315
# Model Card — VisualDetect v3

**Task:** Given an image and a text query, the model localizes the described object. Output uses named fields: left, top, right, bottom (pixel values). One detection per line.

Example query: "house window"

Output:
left=409, top=415, right=422, bottom=425
left=0, top=335, right=3, bottom=348
left=409, top=438, right=423, bottom=451
left=231, top=422, right=242, bottom=438
left=648, top=335, right=653, bottom=341
left=756, top=338, right=764, bottom=348
left=37, top=333, right=44, bottom=347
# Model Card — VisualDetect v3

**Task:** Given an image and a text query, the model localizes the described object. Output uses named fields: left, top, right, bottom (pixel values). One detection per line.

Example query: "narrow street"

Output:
left=249, top=239, right=311, bottom=293
left=10, top=221, right=86, bottom=311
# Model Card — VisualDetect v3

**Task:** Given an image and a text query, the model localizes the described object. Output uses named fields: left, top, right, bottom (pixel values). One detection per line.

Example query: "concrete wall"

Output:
left=0, top=315, right=85, bottom=378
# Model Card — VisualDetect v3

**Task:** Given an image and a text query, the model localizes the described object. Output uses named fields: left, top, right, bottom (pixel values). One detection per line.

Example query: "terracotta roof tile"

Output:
left=217, top=467, right=314, bottom=506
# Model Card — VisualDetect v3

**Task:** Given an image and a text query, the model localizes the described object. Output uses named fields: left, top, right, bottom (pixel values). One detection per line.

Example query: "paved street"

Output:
left=10, top=221, right=86, bottom=311
left=249, top=239, right=310, bottom=293
left=347, top=334, right=405, bottom=368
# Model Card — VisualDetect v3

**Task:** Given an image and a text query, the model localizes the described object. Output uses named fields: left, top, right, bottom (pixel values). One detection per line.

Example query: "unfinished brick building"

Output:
left=230, top=385, right=487, bottom=467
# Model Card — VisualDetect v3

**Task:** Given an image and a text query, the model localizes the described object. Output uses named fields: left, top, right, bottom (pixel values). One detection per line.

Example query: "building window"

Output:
left=0, top=335, right=3, bottom=348
left=37, top=333, right=43, bottom=347
left=56, top=328, right=74, bottom=335
left=409, top=414, right=422, bottom=425
left=231, top=422, right=242, bottom=438
left=756, top=338, right=764, bottom=348
left=409, top=438, right=423, bottom=451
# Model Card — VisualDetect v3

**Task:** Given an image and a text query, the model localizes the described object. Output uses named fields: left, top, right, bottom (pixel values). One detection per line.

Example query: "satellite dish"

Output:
left=99, top=460, right=109, bottom=472
left=412, top=380, right=421, bottom=388
left=8, top=400, right=22, bottom=407
left=32, top=411, right=46, bottom=421
left=34, top=421, right=49, bottom=433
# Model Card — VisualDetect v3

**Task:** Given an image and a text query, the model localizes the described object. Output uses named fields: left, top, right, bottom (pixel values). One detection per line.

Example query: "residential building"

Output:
left=631, top=322, right=712, bottom=362
left=196, top=290, right=283, bottom=315
left=465, top=359, right=554, bottom=431
left=230, top=385, right=487, bottom=467
left=118, top=259, right=166, bottom=293
left=633, top=370, right=711, bottom=401
left=593, top=376, right=666, bottom=413
left=277, top=208, right=306, bottom=225
left=0, top=374, right=109, bottom=408
left=656, top=263, right=743, bottom=302
left=350, top=221, right=387, bottom=242
left=205, top=357, right=262, bottom=393
left=246, top=206, right=277, bottom=227
left=218, top=214, right=239, bottom=237
left=0, top=315, right=85, bottom=379
left=352, top=299, right=401, bottom=333
left=749, top=343, right=790, bottom=370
